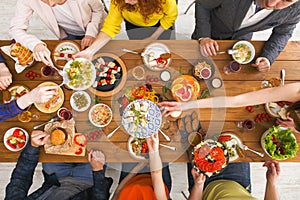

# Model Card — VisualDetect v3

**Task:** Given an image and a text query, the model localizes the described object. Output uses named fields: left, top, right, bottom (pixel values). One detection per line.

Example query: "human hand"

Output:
left=158, top=101, right=183, bottom=116
left=73, top=49, right=93, bottom=60
left=263, top=160, right=280, bottom=184
left=251, top=57, right=271, bottom=72
left=146, top=133, right=159, bottom=153
left=0, top=63, right=12, bottom=90
left=81, top=35, right=95, bottom=50
left=276, top=116, right=297, bottom=132
left=28, top=85, right=58, bottom=103
left=33, top=43, right=54, bottom=67
left=31, top=130, right=50, bottom=147
left=88, top=149, right=106, bottom=171
left=191, top=168, right=206, bottom=187
left=199, top=37, right=219, bottom=57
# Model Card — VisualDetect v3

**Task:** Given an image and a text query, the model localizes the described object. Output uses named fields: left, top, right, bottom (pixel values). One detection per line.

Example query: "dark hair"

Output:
left=112, top=0, right=164, bottom=22
left=287, top=101, right=300, bottom=131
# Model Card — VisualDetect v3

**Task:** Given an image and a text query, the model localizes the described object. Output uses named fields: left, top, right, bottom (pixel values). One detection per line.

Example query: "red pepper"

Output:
left=74, top=134, right=88, bottom=147
left=218, top=135, right=231, bottom=142
left=132, top=86, right=146, bottom=99
left=75, top=147, right=83, bottom=155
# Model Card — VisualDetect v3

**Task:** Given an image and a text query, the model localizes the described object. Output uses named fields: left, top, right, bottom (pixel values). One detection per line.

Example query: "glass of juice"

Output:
left=236, top=119, right=255, bottom=130
left=224, top=61, right=241, bottom=74
left=41, top=66, right=55, bottom=77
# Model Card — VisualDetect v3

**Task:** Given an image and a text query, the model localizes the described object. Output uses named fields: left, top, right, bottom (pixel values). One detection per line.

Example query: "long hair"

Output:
left=287, top=101, right=300, bottom=131
left=112, top=0, right=164, bottom=22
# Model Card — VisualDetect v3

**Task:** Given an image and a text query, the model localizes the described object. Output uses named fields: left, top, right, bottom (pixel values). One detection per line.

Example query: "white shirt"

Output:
left=239, top=1, right=273, bottom=29
left=52, top=3, right=85, bottom=36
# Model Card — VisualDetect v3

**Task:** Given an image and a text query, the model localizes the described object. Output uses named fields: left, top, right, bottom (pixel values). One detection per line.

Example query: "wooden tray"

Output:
left=89, top=53, right=127, bottom=97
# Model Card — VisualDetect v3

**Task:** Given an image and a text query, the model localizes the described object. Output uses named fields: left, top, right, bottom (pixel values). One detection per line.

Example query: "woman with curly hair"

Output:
left=75, top=0, right=178, bottom=59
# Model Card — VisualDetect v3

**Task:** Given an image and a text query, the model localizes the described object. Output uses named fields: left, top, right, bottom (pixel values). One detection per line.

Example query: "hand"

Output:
left=73, top=49, right=93, bottom=60
left=28, top=85, right=58, bottom=103
left=0, top=63, right=12, bottom=90
left=33, top=43, right=54, bottom=67
left=199, top=37, right=219, bottom=57
left=146, top=133, right=159, bottom=153
left=88, top=149, right=106, bottom=171
left=81, top=35, right=95, bottom=50
left=191, top=168, right=206, bottom=187
left=276, top=116, right=297, bottom=132
left=31, top=130, right=50, bottom=147
left=158, top=101, right=183, bottom=116
left=263, top=160, right=280, bottom=184
left=251, top=57, right=271, bottom=72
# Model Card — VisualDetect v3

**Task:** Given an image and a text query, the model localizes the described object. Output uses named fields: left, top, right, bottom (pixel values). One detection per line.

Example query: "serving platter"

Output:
left=171, top=75, right=200, bottom=102
left=52, top=41, right=80, bottom=69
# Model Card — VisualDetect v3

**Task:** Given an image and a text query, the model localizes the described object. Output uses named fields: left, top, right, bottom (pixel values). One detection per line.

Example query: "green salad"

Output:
left=264, top=126, right=298, bottom=160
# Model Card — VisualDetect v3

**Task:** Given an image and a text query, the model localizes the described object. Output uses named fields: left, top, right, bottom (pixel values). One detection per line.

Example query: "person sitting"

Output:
left=192, top=0, right=300, bottom=72
left=159, top=82, right=300, bottom=133
left=74, top=0, right=178, bottom=59
left=188, top=160, right=280, bottom=200
left=111, top=133, right=170, bottom=200
left=9, top=0, right=107, bottom=66
left=0, top=52, right=12, bottom=90
left=5, top=130, right=113, bottom=200
left=0, top=85, right=58, bottom=122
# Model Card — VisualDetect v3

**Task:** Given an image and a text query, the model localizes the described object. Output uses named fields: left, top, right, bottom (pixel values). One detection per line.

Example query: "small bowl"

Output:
left=232, top=41, right=255, bottom=64
left=127, top=136, right=149, bottom=160
left=70, top=91, right=91, bottom=112
left=89, top=104, right=112, bottom=127
left=4, top=127, right=29, bottom=152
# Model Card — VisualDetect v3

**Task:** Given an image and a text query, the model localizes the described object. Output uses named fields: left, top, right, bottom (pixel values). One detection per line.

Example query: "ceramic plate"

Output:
left=4, top=127, right=29, bottom=152
left=127, top=136, right=149, bottom=160
left=219, top=133, right=241, bottom=162
left=52, top=41, right=80, bottom=69
left=70, top=91, right=91, bottom=112
left=89, top=103, right=112, bottom=127
left=3, top=85, right=30, bottom=103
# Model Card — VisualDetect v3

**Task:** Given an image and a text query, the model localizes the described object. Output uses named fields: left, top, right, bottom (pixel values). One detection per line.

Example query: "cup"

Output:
left=18, top=111, right=38, bottom=122
left=41, top=66, right=55, bottom=77
left=57, top=107, right=73, bottom=120
left=223, top=61, right=241, bottom=74
left=188, top=131, right=203, bottom=146
left=236, top=119, right=255, bottom=130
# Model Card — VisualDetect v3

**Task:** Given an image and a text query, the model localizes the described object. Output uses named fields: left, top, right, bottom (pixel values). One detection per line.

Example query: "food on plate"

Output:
left=232, top=44, right=251, bottom=63
left=265, top=101, right=291, bottom=119
left=65, top=59, right=95, bottom=89
left=6, top=128, right=27, bottom=150
left=44, top=93, right=63, bottom=110
left=89, top=104, right=112, bottom=127
left=74, top=134, right=88, bottom=147
left=194, top=61, right=212, bottom=79
left=93, top=56, right=122, bottom=87
left=160, top=53, right=172, bottom=60
left=50, top=129, right=67, bottom=146
left=262, top=126, right=298, bottom=160
left=53, top=52, right=74, bottom=58
left=148, top=52, right=169, bottom=69
left=72, top=92, right=89, bottom=110
left=218, top=134, right=243, bottom=161
left=143, top=43, right=171, bottom=71
left=4, top=85, right=29, bottom=103
left=10, top=43, right=33, bottom=66
left=130, top=138, right=149, bottom=159
left=171, top=75, right=200, bottom=102
left=193, top=139, right=229, bottom=177
left=53, top=41, right=80, bottom=69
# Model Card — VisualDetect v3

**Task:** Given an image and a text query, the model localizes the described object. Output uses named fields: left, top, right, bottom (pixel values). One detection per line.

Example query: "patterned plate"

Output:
left=122, top=99, right=162, bottom=138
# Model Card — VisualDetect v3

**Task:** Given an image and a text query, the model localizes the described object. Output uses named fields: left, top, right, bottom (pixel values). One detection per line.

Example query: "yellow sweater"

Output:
left=101, top=0, right=178, bottom=38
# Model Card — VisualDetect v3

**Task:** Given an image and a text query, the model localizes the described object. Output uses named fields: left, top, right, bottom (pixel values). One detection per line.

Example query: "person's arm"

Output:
left=5, top=131, right=49, bottom=200
left=263, top=160, right=280, bottom=200
left=188, top=169, right=206, bottom=200
left=0, top=100, right=24, bottom=122
left=147, top=133, right=168, bottom=200
left=159, top=82, right=300, bottom=114
left=0, top=54, right=12, bottom=90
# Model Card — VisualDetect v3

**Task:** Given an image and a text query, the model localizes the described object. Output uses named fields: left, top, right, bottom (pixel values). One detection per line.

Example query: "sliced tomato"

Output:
left=12, top=129, right=21, bottom=137
left=6, top=140, right=17, bottom=149
left=218, top=135, right=231, bottom=142
left=18, top=142, right=25, bottom=149
left=75, top=147, right=83, bottom=155
left=74, top=134, right=88, bottom=147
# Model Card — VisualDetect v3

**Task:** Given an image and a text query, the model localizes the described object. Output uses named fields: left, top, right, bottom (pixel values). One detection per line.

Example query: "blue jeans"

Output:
left=188, top=162, right=251, bottom=193
left=119, top=162, right=172, bottom=193
left=42, top=162, right=93, bottom=184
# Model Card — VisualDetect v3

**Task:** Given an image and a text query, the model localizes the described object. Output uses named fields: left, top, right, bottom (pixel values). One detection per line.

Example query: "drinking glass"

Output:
left=223, top=61, right=241, bottom=74
left=18, top=111, right=39, bottom=122
left=236, top=119, right=255, bottom=130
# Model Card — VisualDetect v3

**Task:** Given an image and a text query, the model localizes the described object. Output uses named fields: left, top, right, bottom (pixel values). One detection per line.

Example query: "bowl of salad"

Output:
left=89, top=103, right=112, bottom=127
left=127, top=136, right=149, bottom=160
left=261, top=126, right=298, bottom=160
left=4, top=127, right=29, bottom=152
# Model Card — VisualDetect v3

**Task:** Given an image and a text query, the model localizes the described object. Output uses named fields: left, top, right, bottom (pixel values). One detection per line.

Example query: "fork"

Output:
left=238, top=143, right=264, bottom=157
left=217, top=49, right=238, bottom=55
left=33, top=116, right=60, bottom=130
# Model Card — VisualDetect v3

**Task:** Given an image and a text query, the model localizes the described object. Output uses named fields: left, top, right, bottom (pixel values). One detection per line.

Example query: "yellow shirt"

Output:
left=203, top=180, right=257, bottom=200
left=101, top=0, right=178, bottom=38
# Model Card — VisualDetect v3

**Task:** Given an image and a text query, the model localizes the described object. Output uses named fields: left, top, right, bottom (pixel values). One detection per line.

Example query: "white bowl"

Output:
left=88, top=103, right=112, bottom=127
left=127, top=136, right=149, bottom=160
left=70, top=91, right=91, bottom=112
left=4, top=127, right=29, bottom=152
left=232, top=41, right=255, bottom=64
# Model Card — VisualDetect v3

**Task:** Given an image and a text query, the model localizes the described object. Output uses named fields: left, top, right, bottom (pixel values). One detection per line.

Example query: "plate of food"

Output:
left=64, top=58, right=96, bottom=91
left=128, top=136, right=149, bottom=160
left=218, top=133, right=243, bottom=162
left=142, top=42, right=172, bottom=71
left=193, top=59, right=215, bottom=80
left=261, top=125, right=298, bottom=160
left=34, top=82, right=64, bottom=113
left=3, top=85, right=30, bottom=103
left=232, top=41, right=255, bottom=64
left=171, top=75, right=200, bottom=102
left=122, top=99, right=162, bottom=138
left=70, top=91, right=91, bottom=112
left=265, top=101, right=291, bottom=119
left=89, top=103, right=112, bottom=127
left=4, top=127, right=29, bottom=152
left=89, top=53, right=127, bottom=96
left=192, top=139, right=229, bottom=177
left=52, top=41, right=80, bottom=69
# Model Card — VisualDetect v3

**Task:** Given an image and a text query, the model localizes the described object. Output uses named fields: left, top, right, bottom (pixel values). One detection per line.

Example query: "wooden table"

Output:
left=1, top=40, right=300, bottom=162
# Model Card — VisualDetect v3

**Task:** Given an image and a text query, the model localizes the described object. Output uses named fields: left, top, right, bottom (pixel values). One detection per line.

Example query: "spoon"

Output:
left=217, top=49, right=238, bottom=55
left=281, top=69, right=285, bottom=86
left=107, top=125, right=121, bottom=139
left=158, top=129, right=171, bottom=141
left=33, top=116, right=60, bottom=130
left=159, top=143, right=176, bottom=151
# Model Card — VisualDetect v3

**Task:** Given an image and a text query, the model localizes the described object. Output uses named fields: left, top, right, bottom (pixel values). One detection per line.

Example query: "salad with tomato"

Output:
left=6, top=128, right=27, bottom=150
left=130, top=138, right=149, bottom=159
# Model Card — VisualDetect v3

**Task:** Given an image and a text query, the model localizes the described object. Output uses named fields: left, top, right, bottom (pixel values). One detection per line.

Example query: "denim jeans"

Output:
left=119, top=162, right=172, bottom=193
left=42, top=162, right=93, bottom=184
left=188, top=162, right=251, bottom=193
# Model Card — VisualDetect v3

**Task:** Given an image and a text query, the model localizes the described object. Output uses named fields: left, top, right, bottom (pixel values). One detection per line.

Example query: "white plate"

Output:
left=127, top=136, right=149, bottom=160
left=70, top=91, right=91, bottom=112
left=232, top=41, right=255, bottom=64
left=220, top=133, right=241, bottom=162
left=64, top=58, right=96, bottom=91
left=53, top=41, right=80, bottom=69
left=142, top=43, right=171, bottom=71
left=4, top=127, right=29, bottom=152
left=89, top=103, right=112, bottom=127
